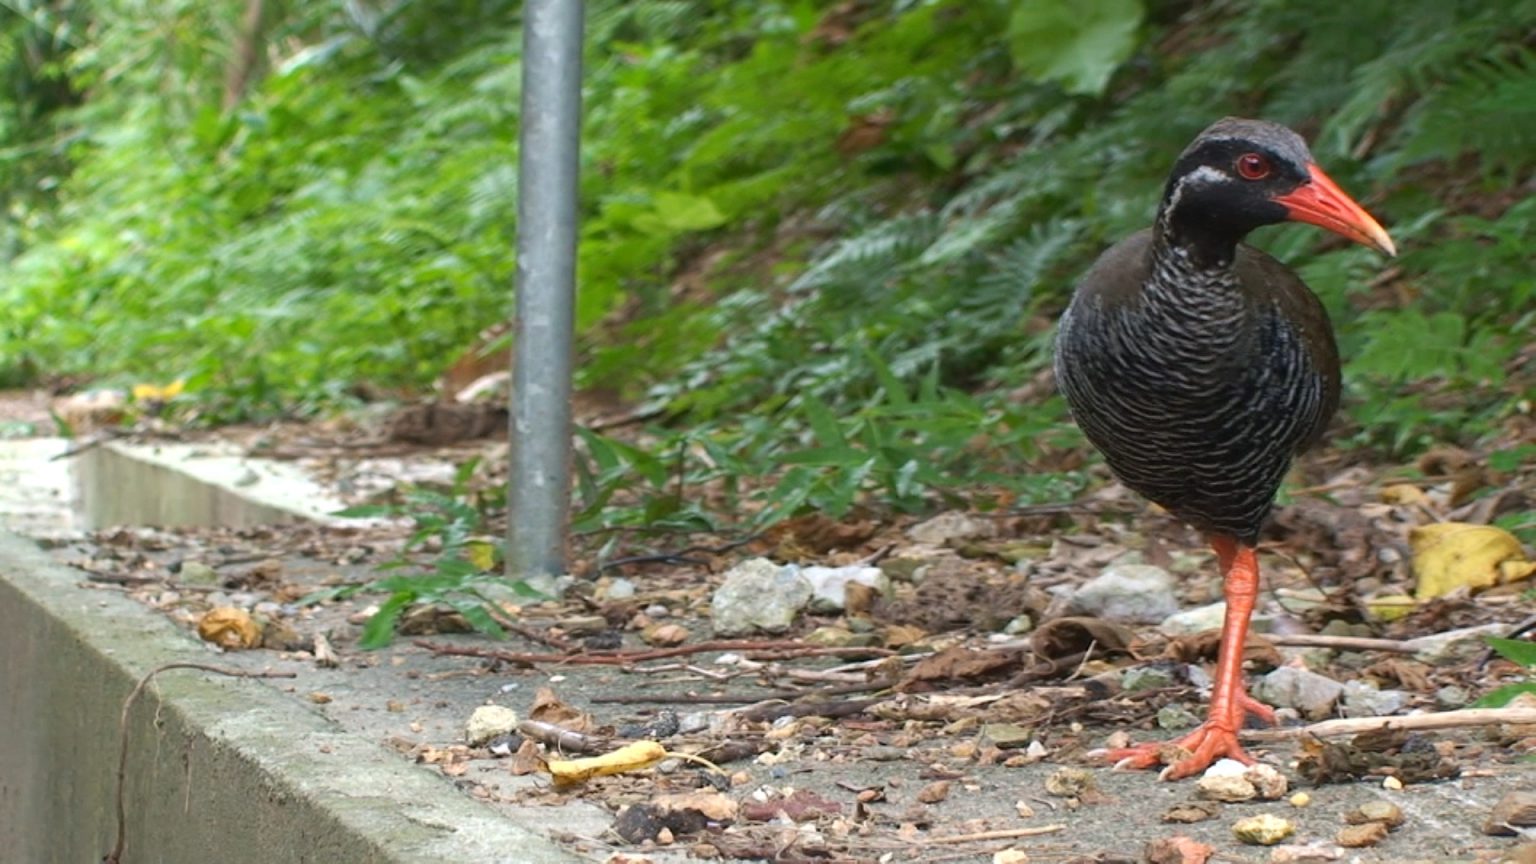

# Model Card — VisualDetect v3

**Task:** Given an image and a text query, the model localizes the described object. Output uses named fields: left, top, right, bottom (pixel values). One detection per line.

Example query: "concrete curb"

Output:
left=0, top=531, right=587, bottom=864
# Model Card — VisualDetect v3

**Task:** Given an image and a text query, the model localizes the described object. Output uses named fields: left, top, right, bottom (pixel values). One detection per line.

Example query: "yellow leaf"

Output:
left=1410, top=522, right=1535, bottom=600
left=546, top=740, right=667, bottom=787
left=464, top=540, right=498, bottom=572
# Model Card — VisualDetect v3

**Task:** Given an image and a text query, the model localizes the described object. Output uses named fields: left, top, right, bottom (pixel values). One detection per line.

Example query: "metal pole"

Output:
left=508, top=0, right=583, bottom=584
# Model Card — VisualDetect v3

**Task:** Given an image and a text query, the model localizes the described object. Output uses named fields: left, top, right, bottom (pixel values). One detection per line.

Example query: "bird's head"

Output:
left=1158, top=117, right=1395, bottom=258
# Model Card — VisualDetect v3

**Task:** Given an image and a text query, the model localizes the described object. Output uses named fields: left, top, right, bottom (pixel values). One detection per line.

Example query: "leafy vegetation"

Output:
left=1474, top=636, right=1536, bottom=709
left=4, top=0, right=1535, bottom=547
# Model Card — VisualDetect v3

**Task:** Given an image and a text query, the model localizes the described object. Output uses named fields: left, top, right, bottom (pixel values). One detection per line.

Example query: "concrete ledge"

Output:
left=0, top=532, right=584, bottom=864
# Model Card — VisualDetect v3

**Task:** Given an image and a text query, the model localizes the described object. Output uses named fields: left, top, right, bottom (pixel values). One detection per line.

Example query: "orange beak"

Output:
left=1273, top=164, right=1396, bottom=257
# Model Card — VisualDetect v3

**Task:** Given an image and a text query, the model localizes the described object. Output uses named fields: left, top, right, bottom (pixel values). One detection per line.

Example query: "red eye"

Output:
left=1236, top=153, right=1271, bottom=180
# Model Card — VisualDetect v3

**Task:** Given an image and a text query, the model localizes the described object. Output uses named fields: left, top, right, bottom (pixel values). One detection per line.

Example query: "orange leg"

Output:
left=1100, top=537, right=1274, bottom=780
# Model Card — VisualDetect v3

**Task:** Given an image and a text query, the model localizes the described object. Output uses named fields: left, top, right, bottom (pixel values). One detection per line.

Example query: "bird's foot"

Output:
left=1100, top=720, right=1260, bottom=781
left=1099, top=693, right=1274, bottom=781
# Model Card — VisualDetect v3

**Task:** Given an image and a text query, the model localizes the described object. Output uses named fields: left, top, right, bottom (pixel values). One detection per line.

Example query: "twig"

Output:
left=597, top=533, right=762, bottom=572
left=1266, top=633, right=1418, bottom=654
left=104, top=662, right=296, bottom=864
left=1242, top=706, right=1536, bottom=742
left=920, top=824, right=1067, bottom=845
left=484, top=605, right=571, bottom=650
left=735, top=696, right=888, bottom=723
left=412, top=639, right=895, bottom=666
left=517, top=719, right=609, bottom=753
left=50, top=429, right=129, bottom=461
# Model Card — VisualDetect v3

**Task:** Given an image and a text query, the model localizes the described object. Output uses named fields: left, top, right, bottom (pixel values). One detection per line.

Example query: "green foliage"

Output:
left=2, top=0, right=1536, bottom=533
left=1472, top=636, right=1536, bottom=708
left=315, top=459, right=541, bottom=648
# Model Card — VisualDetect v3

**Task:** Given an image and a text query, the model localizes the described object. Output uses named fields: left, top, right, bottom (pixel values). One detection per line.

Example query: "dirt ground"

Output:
left=47, top=493, right=1536, bottom=864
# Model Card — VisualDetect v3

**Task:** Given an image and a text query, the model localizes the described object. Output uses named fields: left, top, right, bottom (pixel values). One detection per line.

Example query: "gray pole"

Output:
left=508, top=0, right=583, bottom=585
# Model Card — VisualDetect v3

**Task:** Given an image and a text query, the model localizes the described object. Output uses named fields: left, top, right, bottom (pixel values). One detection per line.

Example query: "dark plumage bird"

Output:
left=1055, top=118, right=1395, bottom=779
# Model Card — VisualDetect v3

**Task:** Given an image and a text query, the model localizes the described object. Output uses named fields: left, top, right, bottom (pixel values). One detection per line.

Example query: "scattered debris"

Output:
left=1144, top=834, right=1214, bottom=864
left=1062, top=564, right=1179, bottom=624
left=1484, top=790, right=1536, bottom=836
left=195, top=607, right=261, bottom=649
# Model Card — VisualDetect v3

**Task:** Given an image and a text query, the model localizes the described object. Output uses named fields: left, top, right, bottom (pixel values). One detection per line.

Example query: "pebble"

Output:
left=1345, top=800, right=1404, bottom=828
left=1143, top=835, right=1214, bottom=864
left=992, top=850, right=1029, bottom=864
left=1336, top=821, right=1388, bottom=848
left=464, top=705, right=519, bottom=747
left=1197, top=767, right=1256, bottom=803
left=1245, top=764, right=1289, bottom=800
left=1434, top=684, right=1470, bottom=708
left=177, top=560, right=220, bottom=585
left=1157, top=704, right=1200, bottom=730
left=907, top=511, right=996, bottom=544
left=800, top=564, right=889, bottom=612
left=1160, top=601, right=1227, bottom=637
left=1044, top=767, right=1096, bottom=798
left=1064, top=564, right=1179, bottom=624
left=1340, top=680, right=1408, bottom=717
left=1232, top=814, right=1295, bottom=846
left=1123, top=665, right=1177, bottom=692
left=1253, top=666, right=1344, bottom=720
left=602, top=577, right=637, bottom=600
left=1268, top=843, right=1344, bottom=862
left=1288, top=792, right=1310, bottom=808
left=709, top=558, right=812, bottom=636
left=1484, top=790, right=1536, bottom=835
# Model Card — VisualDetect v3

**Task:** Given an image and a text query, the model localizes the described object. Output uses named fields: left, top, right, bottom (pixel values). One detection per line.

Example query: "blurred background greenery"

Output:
left=2, top=0, right=1533, bottom=533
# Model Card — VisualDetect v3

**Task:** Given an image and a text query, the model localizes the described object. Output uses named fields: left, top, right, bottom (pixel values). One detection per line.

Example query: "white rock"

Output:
left=465, top=705, right=519, bottom=746
left=710, top=558, right=813, bottom=636
left=1160, top=601, right=1227, bottom=636
left=1253, top=666, right=1344, bottom=720
left=801, top=565, right=889, bottom=612
left=1064, top=564, right=1178, bottom=624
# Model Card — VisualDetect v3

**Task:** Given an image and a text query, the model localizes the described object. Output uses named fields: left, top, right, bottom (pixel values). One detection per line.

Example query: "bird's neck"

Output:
left=1148, top=214, right=1244, bottom=299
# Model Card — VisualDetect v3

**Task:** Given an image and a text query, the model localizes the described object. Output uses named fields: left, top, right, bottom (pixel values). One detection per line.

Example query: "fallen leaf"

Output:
left=916, top=780, right=952, bottom=804
left=530, top=686, right=593, bottom=731
left=740, top=789, right=842, bottom=822
left=1410, top=522, right=1536, bottom=600
left=196, top=607, right=262, bottom=649
left=1031, top=616, right=1133, bottom=661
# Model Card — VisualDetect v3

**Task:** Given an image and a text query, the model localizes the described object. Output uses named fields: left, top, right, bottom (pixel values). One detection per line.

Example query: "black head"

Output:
left=1157, top=117, right=1394, bottom=264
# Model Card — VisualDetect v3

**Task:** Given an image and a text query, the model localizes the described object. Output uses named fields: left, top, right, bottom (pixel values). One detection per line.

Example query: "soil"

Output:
left=24, top=408, right=1536, bottom=864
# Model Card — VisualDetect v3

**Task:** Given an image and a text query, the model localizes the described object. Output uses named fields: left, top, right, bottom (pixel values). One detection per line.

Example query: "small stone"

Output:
left=1197, top=769, right=1257, bottom=803
left=916, top=780, right=951, bottom=804
left=992, top=850, right=1029, bottom=864
left=907, top=511, right=996, bottom=544
left=1232, top=814, right=1295, bottom=846
left=1287, top=792, right=1310, bottom=808
left=801, top=565, right=889, bottom=612
left=1434, top=685, right=1470, bottom=708
left=1336, top=821, right=1388, bottom=848
left=709, top=558, right=813, bottom=636
left=879, top=557, right=926, bottom=583
left=308, top=692, right=332, bottom=704
left=1484, top=790, right=1536, bottom=835
left=1340, top=680, right=1408, bottom=717
left=656, top=826, right=675, bottom=845
left=1253, top=667, right=1344, bottom=720
left=1268, top=843, right=1344, bottom=862
left=602, top=577, right=637, bottom=600
left=981, top=723, right=1034, bottom=749
left=1407, top=622, right=1507, bottom=663
left=1381, top=776, right=1403, bottom=791
left=1044, top=767, right=1096, bottom=798
left=1015, top=800, right=1035, bottom=818
left=863, top=746, right=907, bottom=762
left=1123, top=665, right=1178, bottom=692
left=1345, top=800, right=1404, bottom=828
left=1244, top=764, right=1289, bottom=800
left=177, top=560, right=219, bottom=585
left=1163, top=801, right=1221, bottom=823
left=642, top=622, right=689, bottom=646
left=1065, top=564, right=1179, bottom=623
left=1160, top=602, right=1228, bottom=637
left=1002, top=614, right=1034, bottom=635
left=1157, top=704, right=1200, bottom=730
left=465, top=705, right=520, bottom=747
left=1144, top=835, right=1214, bottom=864
left=803, top=625, right=880, bottom=647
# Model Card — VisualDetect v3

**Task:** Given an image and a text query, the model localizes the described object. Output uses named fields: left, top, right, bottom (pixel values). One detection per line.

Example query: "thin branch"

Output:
left=920, top=824, right=1067, bottom=845
left=105, top=663, right=296, bottom=864
left=1266, top=633, right=1418, bottom=654
left=412, top=639, right=894, bottom=666
left=1242, top=706, right=1536, bottom=741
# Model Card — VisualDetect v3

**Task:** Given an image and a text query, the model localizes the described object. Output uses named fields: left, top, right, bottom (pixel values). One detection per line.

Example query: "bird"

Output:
left=1053, top=117, right=1395, bottom=780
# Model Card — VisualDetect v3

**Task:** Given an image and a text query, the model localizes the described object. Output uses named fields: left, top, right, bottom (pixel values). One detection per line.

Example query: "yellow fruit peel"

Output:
left=546, top=740, right=668, bottom=787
